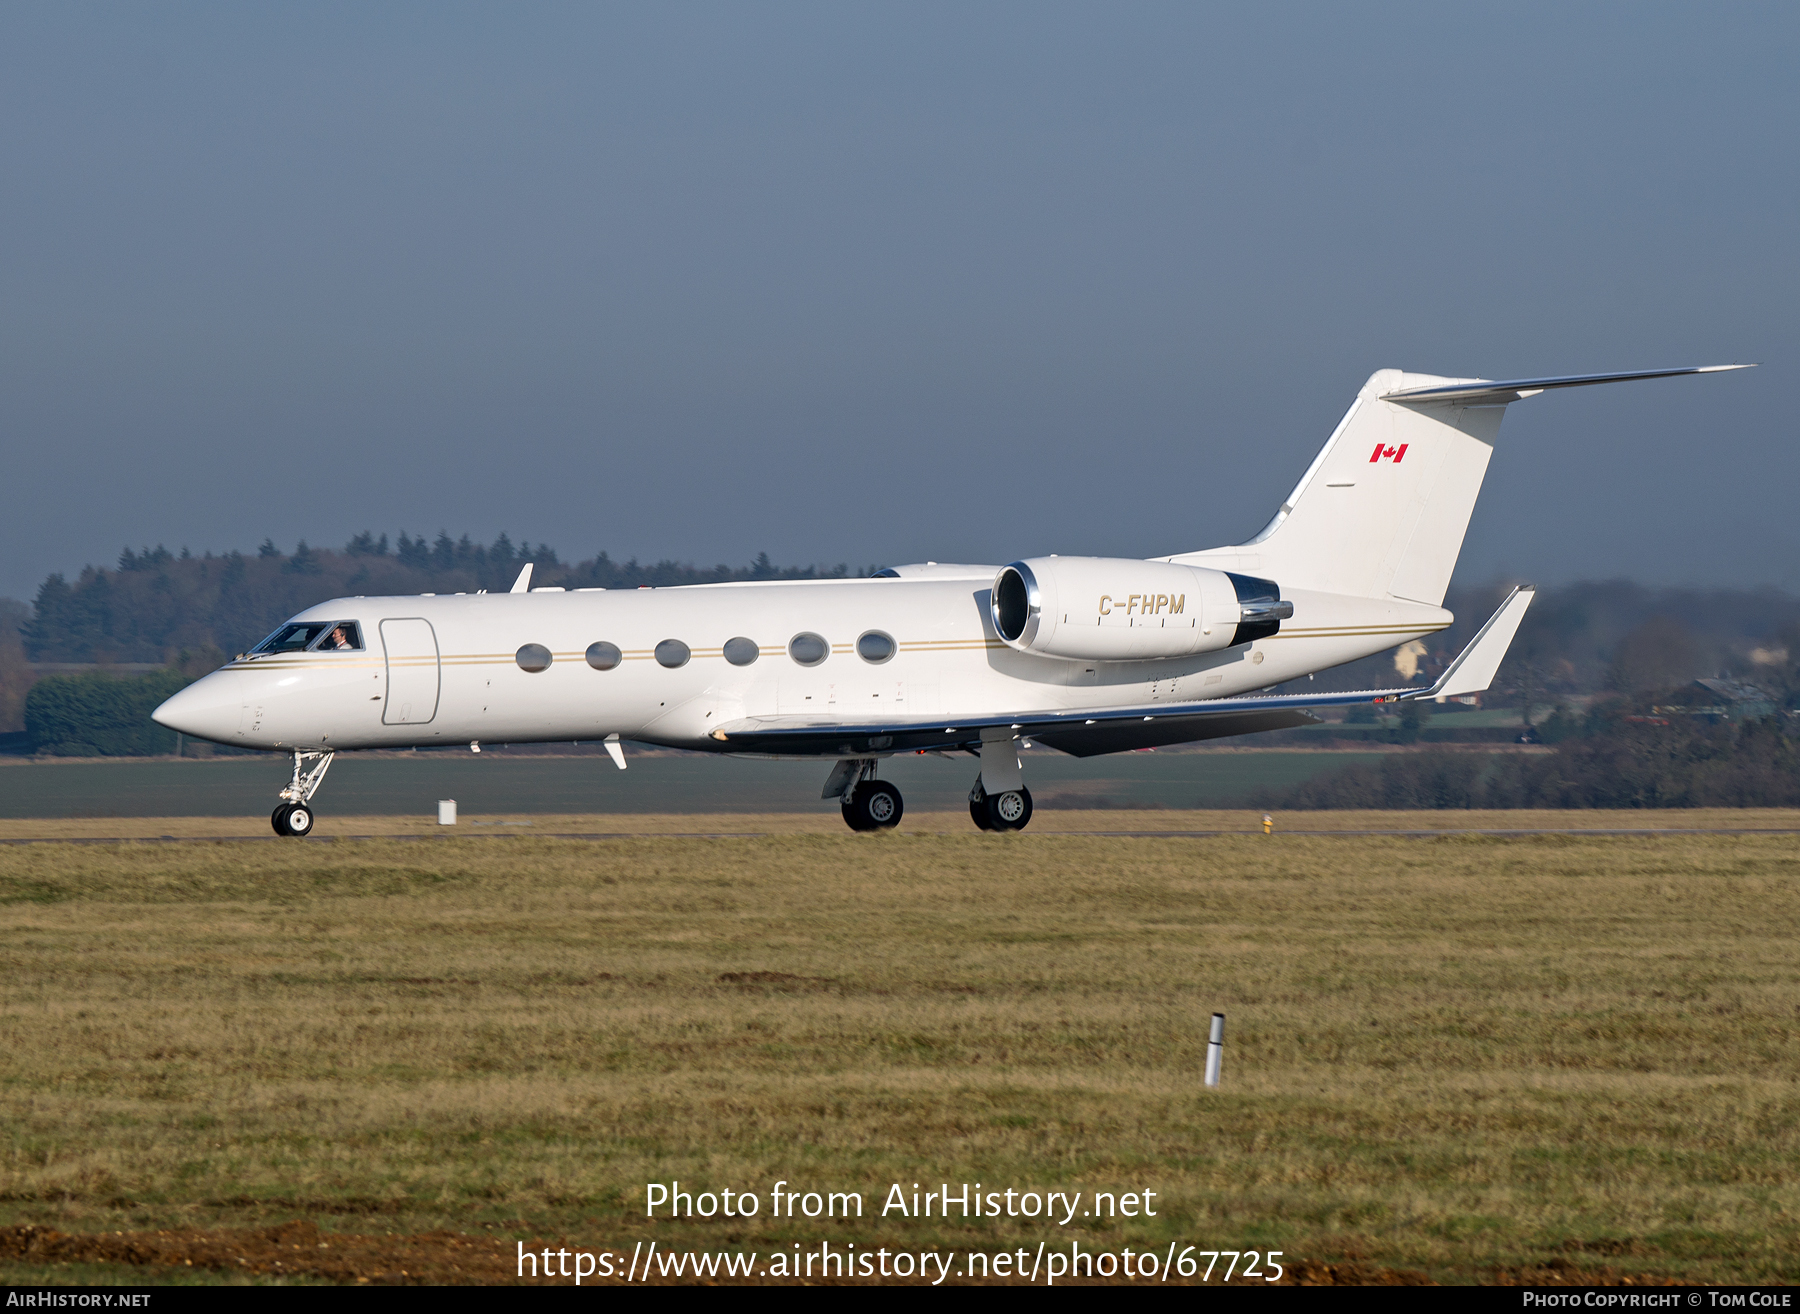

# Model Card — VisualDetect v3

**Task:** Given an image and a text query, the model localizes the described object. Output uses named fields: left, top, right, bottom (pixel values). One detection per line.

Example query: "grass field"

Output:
left=3, top=817, right=1798, bottom=1285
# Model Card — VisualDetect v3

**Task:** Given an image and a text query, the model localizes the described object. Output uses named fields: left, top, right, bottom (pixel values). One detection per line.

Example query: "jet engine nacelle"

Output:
left=990, top=557, right=1293, bottom=661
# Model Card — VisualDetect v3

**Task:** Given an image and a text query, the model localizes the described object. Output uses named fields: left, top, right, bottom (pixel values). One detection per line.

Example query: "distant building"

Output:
left=1654, top=679, right=1779, bottom=723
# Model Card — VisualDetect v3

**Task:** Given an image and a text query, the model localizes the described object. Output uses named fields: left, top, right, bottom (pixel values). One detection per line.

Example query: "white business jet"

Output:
left=154, top=364, right=1750, bottom=836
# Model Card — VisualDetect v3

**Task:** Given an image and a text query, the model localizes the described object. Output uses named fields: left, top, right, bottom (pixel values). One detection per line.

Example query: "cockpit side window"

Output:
left=254, top=622, right=331, bottom=653
left=311, top=621, right=364, bottom=652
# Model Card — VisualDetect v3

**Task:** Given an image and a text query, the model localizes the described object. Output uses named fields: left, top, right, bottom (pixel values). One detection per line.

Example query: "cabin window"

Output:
left=723, top=636, right=759, bottom=666
left=254, top=622, right=331, bottom=653
left=516, top=643, right=553, bottom=672
left=856, top=631, right=895, bottom=663
left=655, top=639, right=690, bottom=669
left=586, top=641, right=622, bottom=671
left=788, top=632, right=829, bottom=666
left=313, top=621, right=364, bottom=651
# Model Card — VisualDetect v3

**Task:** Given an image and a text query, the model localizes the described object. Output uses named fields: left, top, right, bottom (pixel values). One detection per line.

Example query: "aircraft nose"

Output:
left=152, top=670, right=241, bottom=743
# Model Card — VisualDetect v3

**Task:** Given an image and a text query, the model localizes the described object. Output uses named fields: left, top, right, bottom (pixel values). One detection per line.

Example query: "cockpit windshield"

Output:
left=255, top=623, right=329, bottom=653
left=252, top=620, right=365, bottom=654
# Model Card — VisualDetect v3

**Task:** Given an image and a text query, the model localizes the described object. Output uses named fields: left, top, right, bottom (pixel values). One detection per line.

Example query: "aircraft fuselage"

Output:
left=159, top=575, right=1449, bottom=755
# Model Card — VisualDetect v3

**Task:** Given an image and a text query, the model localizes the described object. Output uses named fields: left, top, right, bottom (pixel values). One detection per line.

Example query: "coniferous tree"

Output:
left=396, top=532, right=430, bottom=569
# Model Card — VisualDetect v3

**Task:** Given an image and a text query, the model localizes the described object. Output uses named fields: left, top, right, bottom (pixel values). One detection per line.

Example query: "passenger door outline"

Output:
left=380, top=618, right=441, bottom=726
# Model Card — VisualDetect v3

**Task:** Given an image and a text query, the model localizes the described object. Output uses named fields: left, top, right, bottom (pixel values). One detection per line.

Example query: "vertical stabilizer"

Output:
left=1168, top=364, right=1750, bottom=606
left=1173, top=370, right=1503, bottom=605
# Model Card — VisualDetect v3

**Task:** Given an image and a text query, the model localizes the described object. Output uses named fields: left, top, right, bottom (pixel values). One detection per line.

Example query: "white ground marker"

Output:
left=1205, top=1012, right=1225, bottom=1087
left=438, top=799, right=457, bottom=825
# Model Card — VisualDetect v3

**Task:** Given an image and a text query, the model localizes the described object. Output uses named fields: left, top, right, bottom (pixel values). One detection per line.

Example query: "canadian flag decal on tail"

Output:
left=1369, top=442, right=1408, bottom=463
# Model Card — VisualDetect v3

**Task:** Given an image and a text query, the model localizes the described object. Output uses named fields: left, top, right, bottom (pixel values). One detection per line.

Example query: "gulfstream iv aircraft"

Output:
left=154, top=364, right=1750, bottom=836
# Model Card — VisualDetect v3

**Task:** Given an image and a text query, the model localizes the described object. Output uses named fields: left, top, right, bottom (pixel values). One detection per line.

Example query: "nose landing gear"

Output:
left=272, top=749, right=334, bottom=838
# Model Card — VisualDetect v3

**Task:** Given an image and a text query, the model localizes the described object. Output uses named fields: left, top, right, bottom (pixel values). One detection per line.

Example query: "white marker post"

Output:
left=1204, top=1013, right=1225, bottom=1088
left=438, top=799, right=457, bottom=826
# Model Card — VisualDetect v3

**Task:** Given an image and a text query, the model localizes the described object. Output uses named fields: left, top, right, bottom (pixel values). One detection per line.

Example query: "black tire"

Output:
left=842, top=781, right=903, bottom=832
left=985, top=786, right=1033, bottom=832
left=273, top=803, right=314, bottom=838
left=969, top=784, right=994, bottom=831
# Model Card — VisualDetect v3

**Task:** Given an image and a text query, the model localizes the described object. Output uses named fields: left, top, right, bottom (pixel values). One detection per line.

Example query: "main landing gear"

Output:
left=843, top=779, right=904, bottom=832
left=829, top=759, right=905, bottom=832
left=969, top=781, right=1033, bottom=832
left=272, top=749, right=334, bottom=837
left=825, top=756, right=1032, bottom=833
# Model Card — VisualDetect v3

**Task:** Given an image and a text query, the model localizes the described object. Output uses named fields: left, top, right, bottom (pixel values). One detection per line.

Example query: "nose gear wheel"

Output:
left=272, top=803, right=314, bottom=837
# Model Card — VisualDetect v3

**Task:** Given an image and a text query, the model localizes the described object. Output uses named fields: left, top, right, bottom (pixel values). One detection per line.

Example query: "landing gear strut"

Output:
left=272, top=749, right=334, bottom=838
left=970, top=781, right=1033, bottom=832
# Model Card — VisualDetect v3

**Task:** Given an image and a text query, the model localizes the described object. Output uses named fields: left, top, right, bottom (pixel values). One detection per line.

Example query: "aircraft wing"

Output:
left=710, top=586, right=1536, bottom=759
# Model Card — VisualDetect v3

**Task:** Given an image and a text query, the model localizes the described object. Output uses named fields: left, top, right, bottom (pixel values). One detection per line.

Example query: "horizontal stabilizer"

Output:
left=1423, top=584, right=1535, bottom=699
left=1381, top=364, right=1754, bottom=407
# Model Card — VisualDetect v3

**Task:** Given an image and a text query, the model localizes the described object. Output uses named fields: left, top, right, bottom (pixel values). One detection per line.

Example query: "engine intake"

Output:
left=991, top=557, right=1289, bottom=661
left=992, top=566, right=1034, bottom=643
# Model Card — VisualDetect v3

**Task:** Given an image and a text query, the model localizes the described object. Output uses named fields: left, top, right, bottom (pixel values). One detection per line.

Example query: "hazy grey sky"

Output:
left=1, top=3, right=1793, bottom=602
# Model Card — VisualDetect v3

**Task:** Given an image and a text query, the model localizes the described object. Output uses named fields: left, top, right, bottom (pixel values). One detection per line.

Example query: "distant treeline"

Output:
left=0, top=598, right=31, bottom=735
left=21, top=534, right=867, bottom=664
left=1275, top=702, right=1800, bottom=809
left=17, top=534, right=1800, bottom=703
left=22, top=670, right=190, bottom=757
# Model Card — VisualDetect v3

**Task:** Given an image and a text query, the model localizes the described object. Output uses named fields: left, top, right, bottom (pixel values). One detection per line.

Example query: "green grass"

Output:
left=2, top=830, right=1797, bottom=1283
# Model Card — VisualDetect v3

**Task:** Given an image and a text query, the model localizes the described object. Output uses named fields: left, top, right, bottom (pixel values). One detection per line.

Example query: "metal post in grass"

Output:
left=1205, top=1012, right=1224, bottom=1087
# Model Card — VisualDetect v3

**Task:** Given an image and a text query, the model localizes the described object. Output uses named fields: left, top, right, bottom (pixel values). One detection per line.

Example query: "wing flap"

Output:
left=1032, top=708, right=1321, bottom=757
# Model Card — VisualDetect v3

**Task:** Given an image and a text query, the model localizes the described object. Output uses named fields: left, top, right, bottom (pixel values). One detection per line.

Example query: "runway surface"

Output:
left=0, top=749, right=1381, bottom=816
left=6, top=827, right=1800, bottom=844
